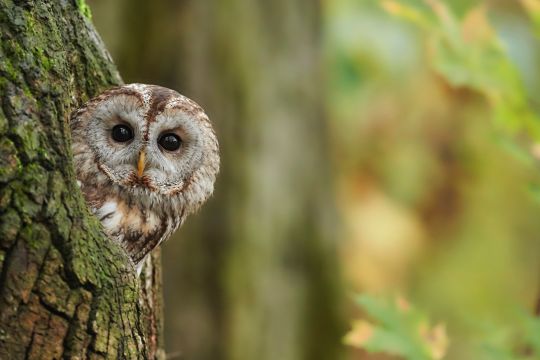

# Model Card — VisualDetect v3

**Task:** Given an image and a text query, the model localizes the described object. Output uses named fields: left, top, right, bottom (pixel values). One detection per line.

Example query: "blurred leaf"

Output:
left=343, top=320, right=375, bottom=347
left=519, top=310, right=540, bottom=355
left=346, top=296, right=540, bottom=359
left=476, top=310, right=540, bottom=360
left=461, top=4, right=493, bottom=43
left=420, top=323, right=449, bottom=360
left=381, top=0, right=540, bottom=140
left=345, top=294, right=449, bottom=359
left=522, top=0, right=540, bottom=37
left=380, top=0, right=433, bottom=28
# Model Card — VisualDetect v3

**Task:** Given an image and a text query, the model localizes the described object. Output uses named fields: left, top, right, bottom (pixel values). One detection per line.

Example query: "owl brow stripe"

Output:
left=145, top=87, right=176, bottom=121
left=168, top=104, right=205, bottom=119
left=105, top=87, right=145, bottom=103
left=141, top=86, right=177, bottom=142
left=70, top=87, right=145, bottom=129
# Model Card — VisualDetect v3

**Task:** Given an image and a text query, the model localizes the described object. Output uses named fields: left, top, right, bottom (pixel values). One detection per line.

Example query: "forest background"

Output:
left=87, top=0, right=540, bottom=359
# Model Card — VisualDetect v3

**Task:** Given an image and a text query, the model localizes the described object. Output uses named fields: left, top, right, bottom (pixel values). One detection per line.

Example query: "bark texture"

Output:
left=0, top=1, right=161, bottom=358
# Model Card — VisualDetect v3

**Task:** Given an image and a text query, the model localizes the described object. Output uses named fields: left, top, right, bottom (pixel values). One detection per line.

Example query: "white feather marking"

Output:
left=97, top=201, right=117, bottom=217
left=103, top=211, right=123, bottom=231
left=97, top=201, right=122, bottom=230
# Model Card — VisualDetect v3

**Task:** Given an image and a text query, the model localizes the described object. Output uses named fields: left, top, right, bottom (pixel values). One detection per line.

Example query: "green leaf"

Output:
left=346, top=294, right=448, bottom=359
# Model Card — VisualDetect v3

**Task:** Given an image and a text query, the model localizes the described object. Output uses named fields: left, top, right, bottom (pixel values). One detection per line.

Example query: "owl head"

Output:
left=71, top=84, right=219, bottom=224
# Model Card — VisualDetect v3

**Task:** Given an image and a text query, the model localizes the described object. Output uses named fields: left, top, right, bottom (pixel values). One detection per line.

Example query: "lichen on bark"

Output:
left=0, top=1, right=157, bottom=358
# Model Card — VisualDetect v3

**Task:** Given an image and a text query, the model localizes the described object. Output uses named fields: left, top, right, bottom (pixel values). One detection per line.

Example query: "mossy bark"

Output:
left=0, top=1, right=162, bottom=358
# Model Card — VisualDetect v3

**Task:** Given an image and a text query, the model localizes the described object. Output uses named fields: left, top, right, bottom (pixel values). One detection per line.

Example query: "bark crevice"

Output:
left=0, top=1, right=161, bottom=358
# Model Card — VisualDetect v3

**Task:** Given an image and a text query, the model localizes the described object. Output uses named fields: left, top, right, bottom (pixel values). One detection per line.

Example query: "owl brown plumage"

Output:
left=70, top=84, right=219, bottom=271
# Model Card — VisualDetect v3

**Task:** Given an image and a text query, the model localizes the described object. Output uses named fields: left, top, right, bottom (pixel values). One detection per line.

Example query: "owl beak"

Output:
left=137, top=150, right=146, bottom=178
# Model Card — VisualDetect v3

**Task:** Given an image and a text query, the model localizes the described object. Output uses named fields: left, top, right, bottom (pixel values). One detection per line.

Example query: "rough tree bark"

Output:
left=0, top=1, right=163, bottom=358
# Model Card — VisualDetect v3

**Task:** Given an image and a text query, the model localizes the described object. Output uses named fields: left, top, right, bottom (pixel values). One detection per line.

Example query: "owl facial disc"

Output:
left=70, top=83, right=220, bottom=266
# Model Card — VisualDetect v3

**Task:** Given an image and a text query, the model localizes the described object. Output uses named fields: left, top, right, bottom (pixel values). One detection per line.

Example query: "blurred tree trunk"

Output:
left=0, top=1, right=162, bottom=358
left=90, top=0, right=345, bottom=359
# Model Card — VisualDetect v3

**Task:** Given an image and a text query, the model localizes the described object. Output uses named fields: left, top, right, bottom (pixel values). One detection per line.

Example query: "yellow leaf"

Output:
left=462, top=5, right=494, bottom=43
left=531, top=143, right=540, bottom=160
left=343, top=320, right=374, bottom=348
left=419, top=323, right=449, bottom=360
left=380, top=0, right=429, bottom=27
left=380, top=0, right=403, bottom=15
left=395, top=294, right=411, bottom=313
left=425, top=0, right=451, bottom=25
left=522, top=0, right=540, bottom=14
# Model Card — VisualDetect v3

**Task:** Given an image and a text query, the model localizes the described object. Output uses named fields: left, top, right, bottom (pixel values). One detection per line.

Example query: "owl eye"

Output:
left=111, top=124, right=134, bottom=142
left=158, top=133, right=182, bottom=151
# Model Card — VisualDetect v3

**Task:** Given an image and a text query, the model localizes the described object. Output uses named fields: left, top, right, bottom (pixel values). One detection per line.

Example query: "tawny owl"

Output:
left=70, top=84, right=219, bottom=272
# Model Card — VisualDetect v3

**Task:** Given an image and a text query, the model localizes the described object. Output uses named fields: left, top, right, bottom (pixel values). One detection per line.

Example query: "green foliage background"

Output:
left=329, top=1, right=540, bottom=359
left=87, top=0, right=540, bottom=359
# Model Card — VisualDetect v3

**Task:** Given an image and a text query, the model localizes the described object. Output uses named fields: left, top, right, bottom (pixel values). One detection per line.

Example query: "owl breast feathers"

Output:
left=70, top=84, right=219, bottom=269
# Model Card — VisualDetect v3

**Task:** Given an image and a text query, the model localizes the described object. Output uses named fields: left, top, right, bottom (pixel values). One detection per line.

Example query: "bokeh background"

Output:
left=87, top=0, right=540, bottom=359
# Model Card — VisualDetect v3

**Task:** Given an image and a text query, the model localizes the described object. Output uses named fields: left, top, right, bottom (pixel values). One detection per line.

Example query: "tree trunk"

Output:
left=0, top=1, right=162, bottom=358
left=90, top=0, right=346, bottom=359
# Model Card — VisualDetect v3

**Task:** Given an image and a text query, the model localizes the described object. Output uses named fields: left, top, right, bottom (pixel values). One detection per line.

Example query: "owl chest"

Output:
left=94, top=199, right=164, bottom=245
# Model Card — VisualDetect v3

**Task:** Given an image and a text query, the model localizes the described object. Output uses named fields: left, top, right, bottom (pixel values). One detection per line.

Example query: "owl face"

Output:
left=74, top=84, right=218, bottom=200
left=71, top=84, right=219, bottom=265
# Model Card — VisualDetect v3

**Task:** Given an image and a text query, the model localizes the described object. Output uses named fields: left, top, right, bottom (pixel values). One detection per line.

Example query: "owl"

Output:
left=70, top=84, right=219, bottom=272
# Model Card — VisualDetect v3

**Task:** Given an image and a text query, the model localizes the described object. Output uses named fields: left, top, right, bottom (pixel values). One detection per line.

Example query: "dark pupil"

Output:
left=112, top=125, right=133, bottom=142
left=159, top=133, right=181, bottom=151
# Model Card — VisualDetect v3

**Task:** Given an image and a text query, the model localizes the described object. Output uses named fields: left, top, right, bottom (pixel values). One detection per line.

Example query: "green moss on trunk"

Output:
left=0, top=1, right=158, bottom=358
